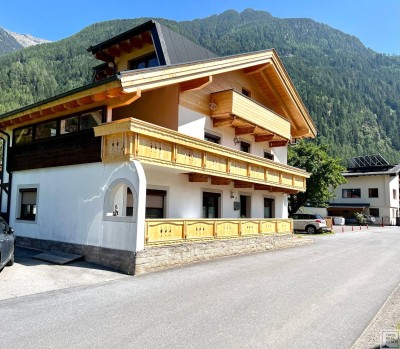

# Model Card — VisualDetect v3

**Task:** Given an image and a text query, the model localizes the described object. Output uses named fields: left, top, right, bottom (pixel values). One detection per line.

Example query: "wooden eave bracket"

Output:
left=180, top=76, right=212, bottom=92
left=212, top=116, right=235, bottom=127
left=234, top=181, right=253, bottom=189
left=235, top=126, right=256, bottom=136
left=188, top=173, right=208, bottom=183
left=269, top=140, right=288, bottom=148
left=243, top=62, right=271, bottom=75
left=291, top=127, right=311, bottom=138
left=210, top=177, right=231, bottom=185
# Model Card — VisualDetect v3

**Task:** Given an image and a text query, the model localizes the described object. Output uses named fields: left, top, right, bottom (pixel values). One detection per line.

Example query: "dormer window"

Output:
left=129, top=53, right=159, bottom=70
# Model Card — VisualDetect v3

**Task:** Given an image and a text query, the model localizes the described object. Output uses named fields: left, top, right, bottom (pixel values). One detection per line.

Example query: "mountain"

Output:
left=0, top=9, right=400, bottom=163
left=0, top=27, right=23, bottom=54
left=0, top=27, right=50, bottom=55
left=4, top=29, right=51, bottom=48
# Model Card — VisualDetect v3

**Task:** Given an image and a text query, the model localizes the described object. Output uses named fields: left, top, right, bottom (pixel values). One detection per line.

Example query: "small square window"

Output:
left=368, top=188, right=379, bottom=198
left=264, top=151, right=274, bottom=160
left=204, top=132, right=221, bottom=144
left=240, top=141, right=250, bottom=153
left=342, top=189, right=361, bottom=198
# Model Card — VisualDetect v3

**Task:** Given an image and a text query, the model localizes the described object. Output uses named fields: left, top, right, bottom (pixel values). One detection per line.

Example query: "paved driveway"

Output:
left=0, top=246, right=127, bottom=301
left=1, top=227, right=400, bottom=348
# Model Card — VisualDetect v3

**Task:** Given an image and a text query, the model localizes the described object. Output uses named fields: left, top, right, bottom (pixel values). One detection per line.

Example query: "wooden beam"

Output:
left=77, top=96, right=94, bottom=106
left=107, top=91, right=141, bottom=108
left=107, top=46, right=121, bottom=57
left=180, top=76, right=212, bottom=92
left=269, top=140, right=288, bottom=147
left=129, top=37, right=143, bottom=49
left=234, top=181, right=253, bottom=189
left=64, top=100, right=80, bottom=110
left=188, top=173, right=208, bottom=183
left=119, top=42, right=132, bottom=53
left=291, top=127, right=310, bottom=138
left=235, top=126, right=256, bottom=136
left=210, top=177, right=231, bottom=185
left=95, top=51, right=112, bottom=62
left=255, top=134, right=275, bottom=142
left=141, top=31, right=153, bottom=44
left=243, top=63, right=271, bottom=75
left=212, top=116, right=234, bottom=127
left=254, top=184, right=272, bottom=191
left=93, top=91, right=109, bottom=102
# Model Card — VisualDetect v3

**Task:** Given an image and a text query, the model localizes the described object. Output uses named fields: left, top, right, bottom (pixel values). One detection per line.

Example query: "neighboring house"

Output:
left=0, top=20, right=317, bottom=270
left=329, top=155, right=400, bottom=225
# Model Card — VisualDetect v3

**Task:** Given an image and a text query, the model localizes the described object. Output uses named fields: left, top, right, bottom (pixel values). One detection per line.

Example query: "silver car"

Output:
left=0, top=217, right=15, bottom=271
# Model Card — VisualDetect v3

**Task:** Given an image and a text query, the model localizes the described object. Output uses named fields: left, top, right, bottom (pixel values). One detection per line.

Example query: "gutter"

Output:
left=0, top=129, right=12, bottom=223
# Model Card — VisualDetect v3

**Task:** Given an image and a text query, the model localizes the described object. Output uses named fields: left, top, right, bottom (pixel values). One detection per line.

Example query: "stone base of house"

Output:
left=135, top=234, right=314, bottom=274
left=16, top=234, right=313, bottom=275
left=16, top=237, right=137, bottom=275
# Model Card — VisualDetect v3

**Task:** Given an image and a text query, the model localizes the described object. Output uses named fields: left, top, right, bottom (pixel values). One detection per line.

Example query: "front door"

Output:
left=240, top=195, right=251, bottom=218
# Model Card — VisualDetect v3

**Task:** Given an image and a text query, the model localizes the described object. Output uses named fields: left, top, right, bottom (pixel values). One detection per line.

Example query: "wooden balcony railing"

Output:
left=94, top=118, right=309, bottom=192
left=210, top=90, right=291, bottom=140
left=145, top=218, right=293, bottom=245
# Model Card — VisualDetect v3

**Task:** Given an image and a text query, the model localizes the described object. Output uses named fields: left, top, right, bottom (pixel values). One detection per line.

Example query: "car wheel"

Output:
left=6, top=252, right=14, bottom=266
left=305, top=225, right=317, bottom=234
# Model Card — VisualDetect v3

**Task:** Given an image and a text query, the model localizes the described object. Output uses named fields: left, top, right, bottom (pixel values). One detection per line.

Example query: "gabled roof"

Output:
left=88, top=20, right=217, bottom=66
left=118, top=49, right=317, bottom=138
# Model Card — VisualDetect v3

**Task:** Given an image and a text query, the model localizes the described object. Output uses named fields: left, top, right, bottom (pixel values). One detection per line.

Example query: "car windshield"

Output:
left=314, top=215, right=324, bottom=220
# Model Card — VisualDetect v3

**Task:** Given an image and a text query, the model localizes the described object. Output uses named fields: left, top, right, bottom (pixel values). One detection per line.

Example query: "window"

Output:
left=264, top=151, right=274, bottom=161
left=13, top=108, right=104, bottom=146
left=240, top=195, right=251, bottom=218
left=240, top=141, right=250, bottom=153
left=370, top=208, right=379, bottom=217
left=264, top=198, right=274, bottom=218
left=35, top=121, right=58, bottom=140
left=342, top=189, right=361, bottom=198
left=146, top=189, right=166, bottom=219
left=393, top=189, right=397, bottom=200
left=204, top=132, right=221, bottom=144
left=18, top=188, right=37, bottom=221
left=202, top=192, right=221, bottom=218
left=60, top=116, right=79, bottom=134
left=242, top=88, right=251, bottom=97
left=80, top=110, right=102, bottom=130
left=368, top=188, right=379, bottom=198
left=14, top=127, right=33, bottom=145
left=129, top=53, right=159, bottom=70
left=104, top=179, right=136, bottom=222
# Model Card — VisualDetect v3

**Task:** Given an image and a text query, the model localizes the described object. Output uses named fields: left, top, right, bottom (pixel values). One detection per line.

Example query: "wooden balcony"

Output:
left=210, top=90, right=291, bottom=143
left=145, top=218, right=293, bottom=245
left=94, top=117, right=309, bottom=192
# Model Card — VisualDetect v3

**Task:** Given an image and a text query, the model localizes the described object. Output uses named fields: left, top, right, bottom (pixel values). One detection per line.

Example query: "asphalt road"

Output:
left=1, top=228, right=400, bottom=349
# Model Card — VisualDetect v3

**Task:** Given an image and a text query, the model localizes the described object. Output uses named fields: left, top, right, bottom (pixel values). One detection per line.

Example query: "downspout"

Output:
left=0, top=129, right=12, bottom=223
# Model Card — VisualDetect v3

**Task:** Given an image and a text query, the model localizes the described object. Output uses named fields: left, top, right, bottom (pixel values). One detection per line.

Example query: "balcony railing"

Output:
left=94, top=117, right=309, bottom=192
left=210, top=90, right=291, bottom=140
left=145, top=218, right=293, bottom=245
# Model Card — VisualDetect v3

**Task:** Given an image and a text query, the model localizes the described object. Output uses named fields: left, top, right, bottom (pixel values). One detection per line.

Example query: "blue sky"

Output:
left=1, top=0, right=399, bottom=55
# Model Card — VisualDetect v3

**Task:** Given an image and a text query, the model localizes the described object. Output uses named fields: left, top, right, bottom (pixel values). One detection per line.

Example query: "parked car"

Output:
left=0, top=217, right=15, bottom=271
left=345, top=214, right=377, bottom=225
left=289, top=213, right=329, bottom=234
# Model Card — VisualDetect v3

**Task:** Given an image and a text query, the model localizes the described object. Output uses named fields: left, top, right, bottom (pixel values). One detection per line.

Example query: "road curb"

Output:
left=351, top=282, right=400, bottom=349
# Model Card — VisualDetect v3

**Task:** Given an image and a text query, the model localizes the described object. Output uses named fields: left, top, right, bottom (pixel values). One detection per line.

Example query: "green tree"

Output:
left=288, top=140, right=346, bottom=214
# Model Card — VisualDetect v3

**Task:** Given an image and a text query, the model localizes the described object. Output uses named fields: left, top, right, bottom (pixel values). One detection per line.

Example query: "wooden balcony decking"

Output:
left=210, top=90, right=291, bottom=141
left=94, top=117, right=309, bottom=192
left=145, top=218, right=293, bottom=245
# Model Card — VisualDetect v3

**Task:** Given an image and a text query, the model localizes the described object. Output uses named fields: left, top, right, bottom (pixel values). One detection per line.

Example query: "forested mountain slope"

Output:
left=0, top=27, right=24, bottom=54
left=1, top=9, right=399, bottom=163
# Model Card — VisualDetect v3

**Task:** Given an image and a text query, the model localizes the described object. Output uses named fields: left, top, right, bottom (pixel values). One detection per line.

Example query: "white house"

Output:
left=0, top=21, right=317, bottom=272
left=329, top=155, right=400, bottom=225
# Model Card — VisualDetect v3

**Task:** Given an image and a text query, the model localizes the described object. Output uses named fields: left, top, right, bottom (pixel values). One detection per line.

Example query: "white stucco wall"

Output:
left=144, top=165, right=287, bottom=219
left=178, top=105, right=287, bottom=164
left=10, top=161, right=146, bottom=252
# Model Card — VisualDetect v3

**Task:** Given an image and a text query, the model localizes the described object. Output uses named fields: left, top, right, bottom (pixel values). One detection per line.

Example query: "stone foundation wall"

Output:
left=16, top=234, right=313, bottom=275
left=135, top=234, right=313, bottom=274
left=16, top=237, right=136, bottom=275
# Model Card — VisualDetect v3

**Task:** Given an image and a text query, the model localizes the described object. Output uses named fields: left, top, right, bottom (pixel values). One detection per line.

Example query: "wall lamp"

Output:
left=233, top=136, right=241, bottom=145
